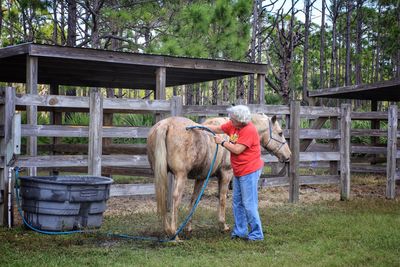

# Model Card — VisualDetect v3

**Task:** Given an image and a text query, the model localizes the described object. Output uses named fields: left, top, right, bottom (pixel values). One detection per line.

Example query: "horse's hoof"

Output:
left=220, top=224, right=230, bottom=233
left=184, top=228, right=193, bottom=236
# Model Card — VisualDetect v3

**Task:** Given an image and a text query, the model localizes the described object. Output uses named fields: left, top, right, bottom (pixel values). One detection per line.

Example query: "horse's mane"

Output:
left=251, top=113, right=269, bottom=133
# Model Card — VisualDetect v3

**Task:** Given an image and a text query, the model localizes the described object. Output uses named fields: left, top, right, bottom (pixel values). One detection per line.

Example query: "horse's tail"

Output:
left=153, top=124, right=168, bottom=222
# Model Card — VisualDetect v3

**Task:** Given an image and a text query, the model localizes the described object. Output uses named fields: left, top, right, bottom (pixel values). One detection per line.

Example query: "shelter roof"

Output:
left=308, top=78, right=400, bottom=101
left=0, top=43, right=267, bottom=90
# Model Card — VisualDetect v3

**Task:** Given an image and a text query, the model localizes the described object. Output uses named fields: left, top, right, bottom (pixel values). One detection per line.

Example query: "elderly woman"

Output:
left=206, top=105, right=264, bottom=241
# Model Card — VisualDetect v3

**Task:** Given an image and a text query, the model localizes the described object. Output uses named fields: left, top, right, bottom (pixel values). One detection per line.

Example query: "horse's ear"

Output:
left=271, top=115, right=277, bottom=124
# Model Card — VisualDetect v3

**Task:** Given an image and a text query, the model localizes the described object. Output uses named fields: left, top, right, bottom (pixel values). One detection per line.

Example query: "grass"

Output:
left=1, top=196, right=400, bottom=267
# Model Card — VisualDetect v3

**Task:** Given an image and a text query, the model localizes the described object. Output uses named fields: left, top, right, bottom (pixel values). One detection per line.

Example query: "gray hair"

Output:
left=227, top=105, right=251, bottom=124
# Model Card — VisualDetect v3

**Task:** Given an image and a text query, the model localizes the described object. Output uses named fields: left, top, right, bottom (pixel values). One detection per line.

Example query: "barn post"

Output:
left=88, top=88, right=103, bottom=176
left=386, top=105, right=397, bottom=199
left=289, top=101, right=300, bottom=203
left=155, top=67, right=166, bottom=124
left=257, top=74, right=265, bottom=104
left=156, top=67, right=166, bottom=100
left=171, top=96, right=183, bottom=117
left=26, top=56, right=38, bottom=176
left=340, top=104, right=351, bottom=200
left=0, top=87, right=16, bottom=226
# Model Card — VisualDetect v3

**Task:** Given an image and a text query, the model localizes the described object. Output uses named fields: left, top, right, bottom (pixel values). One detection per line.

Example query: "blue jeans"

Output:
left=231, top=168, right=264, bottom=241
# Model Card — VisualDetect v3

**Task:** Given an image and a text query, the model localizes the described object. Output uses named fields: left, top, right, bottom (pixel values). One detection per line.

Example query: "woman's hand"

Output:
left=214, top=135, right=224, bottom=145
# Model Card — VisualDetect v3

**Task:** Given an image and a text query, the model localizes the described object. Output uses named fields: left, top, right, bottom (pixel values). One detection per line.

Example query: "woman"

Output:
left=207, top=105, right=264, bottom=241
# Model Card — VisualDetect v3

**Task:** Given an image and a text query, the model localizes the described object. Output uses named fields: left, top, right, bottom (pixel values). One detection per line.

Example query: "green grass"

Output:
left=1, top=197, right=399, bottom=267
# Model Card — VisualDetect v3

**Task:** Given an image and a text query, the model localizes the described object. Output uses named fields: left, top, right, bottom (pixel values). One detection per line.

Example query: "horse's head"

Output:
left=252, top=114, right=291, bottom=162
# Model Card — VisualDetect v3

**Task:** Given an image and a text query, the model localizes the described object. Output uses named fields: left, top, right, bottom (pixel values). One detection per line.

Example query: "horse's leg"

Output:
left=186, top=179, right=206, bottom=233
left=218, top=169, right=233, bottom=232
left=169, top=173, right=187, bottom=238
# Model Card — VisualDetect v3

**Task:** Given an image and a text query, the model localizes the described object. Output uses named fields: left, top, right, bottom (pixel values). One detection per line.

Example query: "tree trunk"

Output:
left=345, top=0, right=352, bottom=86
left=257, top=0, right=262, bottom=63
left=0, top=0, right=3, bottom=42
left=248, top=0, right=258, bottom=104
left=223, top=79, right=229, bottom=103
left=186, top=84, right=193, bottom=105
left=396, top=1, right=400, bottom=78
left=212, top=80, right=218, bottom=105
left=52, top=0, right=58, bottom=44
left=236, top=76, right=245, bottom=101
left=329, top=0, right=338, bottom=88
left=355, top=0, right=363, bottom=85
left=67, top=0, right=77, bottom=47
left=320, top=0, right=326, bottom=89
left=302, top=0, right=311, bottom=105
left=60, top=0, right=66, bottom=44
left=375, top=4, right=382, bottom=82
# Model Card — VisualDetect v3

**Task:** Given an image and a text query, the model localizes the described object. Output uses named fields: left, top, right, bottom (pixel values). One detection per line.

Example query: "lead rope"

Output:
left=13, top=125, right=218, bottom=243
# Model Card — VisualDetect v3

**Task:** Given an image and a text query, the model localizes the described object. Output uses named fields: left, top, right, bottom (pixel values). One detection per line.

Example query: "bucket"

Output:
left=18, top=175, right=113, bottom=231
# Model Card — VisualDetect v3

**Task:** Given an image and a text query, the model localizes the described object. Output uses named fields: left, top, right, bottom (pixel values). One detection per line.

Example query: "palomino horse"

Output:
left=147, top=114, right=291, bottom=237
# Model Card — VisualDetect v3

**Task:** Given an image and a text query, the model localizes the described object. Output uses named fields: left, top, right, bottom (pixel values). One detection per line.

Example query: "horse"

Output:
left=146, top=114, right=291, bottom=238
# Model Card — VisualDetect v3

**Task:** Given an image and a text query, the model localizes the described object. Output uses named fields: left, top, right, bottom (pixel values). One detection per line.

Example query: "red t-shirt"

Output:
left=221, top=121, right=264, bottom=177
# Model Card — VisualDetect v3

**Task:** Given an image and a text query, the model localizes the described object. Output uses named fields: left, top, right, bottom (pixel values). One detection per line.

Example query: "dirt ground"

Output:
left=104, top=174, right=399, bottom=217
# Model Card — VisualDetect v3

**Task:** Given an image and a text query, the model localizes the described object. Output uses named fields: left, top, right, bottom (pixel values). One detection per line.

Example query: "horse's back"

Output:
left=147, top=116, right=215, bottom=178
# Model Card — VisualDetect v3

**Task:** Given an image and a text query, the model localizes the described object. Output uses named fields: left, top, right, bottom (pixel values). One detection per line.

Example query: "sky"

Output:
left=267, top=0, right=327, bottom=25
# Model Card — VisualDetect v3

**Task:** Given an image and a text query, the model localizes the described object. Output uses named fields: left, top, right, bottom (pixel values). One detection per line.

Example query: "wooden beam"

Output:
left=156, top=67, right=166, bottom=100
left=308, top=78, right=400, bottom=98
left=257, top=74, right=265, bottom=104
left=300, top=117, right=329, bottom=151
left=32, top=143, right=147, bottom=155
left=88, top=88, right=103, bottom=176
left=0, top=43, right=29, bottom=59
left=340, top=104, right=351, bottom=200
left=16, top=94, right=172, bottom=111
left=29, top=43, right=267, bottom=74
left=13, top=155, right=150, bottom=168
left=110, top=184, right=155, bottom=197
left=289, top=101, right=300, bottom=203
left=170, top=96, right=183, bottom=116
left=21, top=125, right=150, bottom=138
left=386, top=105, right=397, bottom=199
left=26, top=56, right=38, bottom=176
left=183, top=104, right=290, bottom=116
left=0, top=87, right=16, bottom=226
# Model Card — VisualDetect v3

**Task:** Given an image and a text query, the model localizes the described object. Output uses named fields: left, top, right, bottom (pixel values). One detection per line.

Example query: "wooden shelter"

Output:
left=308, top=78, right=400, bottom=199
left=0, top=42, right=267, bottom=94
left=308, top=78, right=400, bottom=101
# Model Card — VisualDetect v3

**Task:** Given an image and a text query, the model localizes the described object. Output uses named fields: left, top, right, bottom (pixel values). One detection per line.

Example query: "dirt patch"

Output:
left=105, top=177, right=382, bottom=217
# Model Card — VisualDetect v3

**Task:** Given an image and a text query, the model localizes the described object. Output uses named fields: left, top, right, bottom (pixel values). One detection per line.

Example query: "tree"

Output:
left=320, top=0, right=326, bottom=89
left=261, top=0, right=303, bottom=103
left=67, top=0, right=77, bottom=46
left=302, top=0, right=313, bottom=105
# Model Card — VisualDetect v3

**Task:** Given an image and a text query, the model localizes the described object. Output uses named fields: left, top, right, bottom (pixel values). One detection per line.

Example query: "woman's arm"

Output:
left=214, top=135, right=246, bottom=155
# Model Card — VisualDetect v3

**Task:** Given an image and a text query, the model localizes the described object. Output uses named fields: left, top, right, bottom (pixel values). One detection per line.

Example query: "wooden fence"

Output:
left=0, top=86, right=399, bottom=226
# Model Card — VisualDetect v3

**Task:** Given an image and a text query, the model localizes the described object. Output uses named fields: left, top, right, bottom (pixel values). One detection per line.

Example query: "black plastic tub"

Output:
left=18, top=175, right=113, bottom=231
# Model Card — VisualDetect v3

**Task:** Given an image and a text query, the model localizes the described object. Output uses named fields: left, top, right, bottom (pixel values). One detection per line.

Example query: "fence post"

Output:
left=0, top=87, right=16, bottom=226
left=386, top=105, right=397, bottom=199
left=257, top=74, right=265, bottom=104
left=88, top=88, right=103, bottom=176
left=340, top=104, right=351, bottom=200
left=170, top=96, right=183, bottom=117
left=289, top=101, right=300, bottom=203
left=26, top=56, right=38, bottom=176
